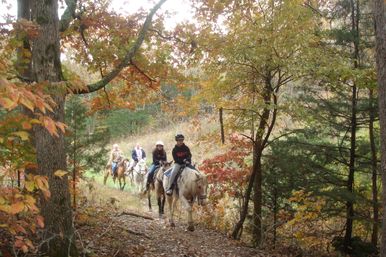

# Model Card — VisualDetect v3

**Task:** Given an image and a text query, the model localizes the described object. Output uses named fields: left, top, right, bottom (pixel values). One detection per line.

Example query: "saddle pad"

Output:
left=164, top=168, right=173, bottom=177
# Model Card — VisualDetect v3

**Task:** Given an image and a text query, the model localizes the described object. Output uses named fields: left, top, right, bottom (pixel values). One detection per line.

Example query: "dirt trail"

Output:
left=77, top=179, right=268, bottom=257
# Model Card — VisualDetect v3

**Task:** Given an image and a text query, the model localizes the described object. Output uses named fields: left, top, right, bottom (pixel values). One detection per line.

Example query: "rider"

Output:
left=165, top=134, right=192, bottom=196
left=144, top=141, right=167, bottom=193
left=108, top=144, right=123, bottom=176
left=128, top=143, right=146, bottom=171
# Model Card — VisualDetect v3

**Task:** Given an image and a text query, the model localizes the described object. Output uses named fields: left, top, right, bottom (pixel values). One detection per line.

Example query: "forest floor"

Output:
left=74, top=176, right=282, bottom=257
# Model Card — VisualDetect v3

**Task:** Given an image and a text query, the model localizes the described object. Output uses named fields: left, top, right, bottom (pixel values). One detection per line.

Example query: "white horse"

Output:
left=163, top=165, right=208, bottom=231
left=133, top=159, right=147, bottom=193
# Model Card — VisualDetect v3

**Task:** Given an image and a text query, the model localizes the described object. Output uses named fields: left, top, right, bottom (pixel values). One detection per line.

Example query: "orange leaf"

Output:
left=36, top=215, right=44, bottom=228
left=42, top=117, right=58, bottom=137
left=56, top=122, right=67, bottom=133
left=10, top=202, right=25, bottom=214
left=21, top=121, right=32, bottom=130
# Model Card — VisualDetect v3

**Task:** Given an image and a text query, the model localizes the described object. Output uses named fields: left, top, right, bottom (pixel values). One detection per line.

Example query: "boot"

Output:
left=166, top=183, right=174, bottom=195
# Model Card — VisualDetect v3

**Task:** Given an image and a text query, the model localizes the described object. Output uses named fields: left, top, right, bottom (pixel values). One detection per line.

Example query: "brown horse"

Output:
left=103, top=159, right=129, bottom=190
left=146, top=161, right=172, bottom=217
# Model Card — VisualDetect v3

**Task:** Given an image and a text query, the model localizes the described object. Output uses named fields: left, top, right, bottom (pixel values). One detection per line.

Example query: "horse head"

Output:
left=194, top=172, right=208, bottom=206
left=159, top=161, right=173, bottom=173
left=135, top=159, right=147, bottom=175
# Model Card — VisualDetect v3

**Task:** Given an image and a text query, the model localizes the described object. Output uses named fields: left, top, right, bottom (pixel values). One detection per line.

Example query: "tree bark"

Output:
left=369, top=88, right=379, bottom=247
left=31, top=1, right=77, bottom=256
left=252, top=143, right=263, bottom=246
left=373, top=0, right=386, bottom=256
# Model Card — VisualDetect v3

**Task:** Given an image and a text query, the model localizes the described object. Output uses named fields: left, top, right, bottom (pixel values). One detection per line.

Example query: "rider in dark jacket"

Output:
left=166, top=134, right=192, bottom=195
left=144, top=141, right=167, bottom=192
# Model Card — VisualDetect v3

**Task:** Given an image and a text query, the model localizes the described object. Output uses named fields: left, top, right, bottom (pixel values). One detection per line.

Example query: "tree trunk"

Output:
left=369, top=88, right=379, bottom=247
left=31, top=1, right=77, bottom=256
left=252, top=76, right=273, bottom=247
left=373, top=0, right=386, bottom=256
left=252, top=144, right=263, bottom=246
left=231, top=142, right=258, bottom=239
left=343, top=0, right=359, bottom=251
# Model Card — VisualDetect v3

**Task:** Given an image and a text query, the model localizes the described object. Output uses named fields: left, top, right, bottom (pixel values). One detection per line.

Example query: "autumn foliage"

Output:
left=0, top=20, right=69, bottom=253
left=199, top=135, right=251, bottom=230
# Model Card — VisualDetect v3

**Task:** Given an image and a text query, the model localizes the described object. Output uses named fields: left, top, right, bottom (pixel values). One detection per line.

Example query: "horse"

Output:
left=146, top=161, right=173, bottom=217
left=103, top=159, right=129, bottom=190
left=163, top=165, right=208, bottom=231
left=133, top=159, right=147, bottom=193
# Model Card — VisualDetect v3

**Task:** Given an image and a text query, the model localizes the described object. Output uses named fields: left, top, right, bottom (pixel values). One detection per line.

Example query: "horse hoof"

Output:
left=187, top=225, right=195, bottom=232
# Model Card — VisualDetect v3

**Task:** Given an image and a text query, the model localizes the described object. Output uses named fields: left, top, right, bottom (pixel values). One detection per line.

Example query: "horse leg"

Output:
left=118, top=177, right=122, bottom=190
left=180, top=195, right=194, bottom=232
left=166, top=195, right=175, bottom=227
left=148, top=190, right=152, bottom=212
left=103, top=170, right=109, bottom=185
left=157, top=196, right=162, bottom=217
left=122, top=176, right=126, bottom=190
left=161, top=194, right=166, bottom=215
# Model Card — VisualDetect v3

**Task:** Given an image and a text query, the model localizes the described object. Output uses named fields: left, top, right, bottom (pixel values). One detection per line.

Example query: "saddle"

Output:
left=165, top=165, right=189, bottom=192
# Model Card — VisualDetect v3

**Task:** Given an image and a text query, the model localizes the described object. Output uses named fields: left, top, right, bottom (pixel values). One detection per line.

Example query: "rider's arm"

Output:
left=185, top=146, right=192, bottom=163
left=152, top=151, right=157, bottom=165
left=172, top=147, right=178, bottom=163
left=132, top=150, right=137, bottom=161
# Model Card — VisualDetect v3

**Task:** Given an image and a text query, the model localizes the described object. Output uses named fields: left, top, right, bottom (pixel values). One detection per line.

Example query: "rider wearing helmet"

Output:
left=165, top=134, right=192, bottom=195
left=144, top=141, right=167, bottom=192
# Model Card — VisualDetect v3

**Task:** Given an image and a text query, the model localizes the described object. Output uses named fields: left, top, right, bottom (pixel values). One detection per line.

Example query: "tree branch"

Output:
left=60, top=0, right=77, bottom=32
left=74, top=0, right=167, bottom=94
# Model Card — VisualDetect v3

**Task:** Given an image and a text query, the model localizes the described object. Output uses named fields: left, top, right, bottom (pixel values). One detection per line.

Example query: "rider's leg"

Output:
left=144, top=164, right=156, bottom=192
left=166, top=164, right=181, bottom=195
left=112, top=162, right=117, bottom=176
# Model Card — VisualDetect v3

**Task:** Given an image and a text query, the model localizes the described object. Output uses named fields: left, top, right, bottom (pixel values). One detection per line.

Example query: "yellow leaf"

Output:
left=0, top=204, right=11, bottom=214
left=19, top=97, right=35, bottom=112
left=24, top=181, right=35, bottom=192
left=54, top=170, right=68, bottom=178
left=11, top=131, right=30, bottom=141
left=0, top=97, right=17, bottom=110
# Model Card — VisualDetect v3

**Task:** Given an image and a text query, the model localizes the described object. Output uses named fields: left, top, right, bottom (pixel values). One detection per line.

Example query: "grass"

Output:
left=81, top=170, right=161, bottom=213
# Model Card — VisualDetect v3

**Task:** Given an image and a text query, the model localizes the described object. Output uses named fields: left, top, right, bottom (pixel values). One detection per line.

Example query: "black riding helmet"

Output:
left=175, top=134, right=185, bottom=141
